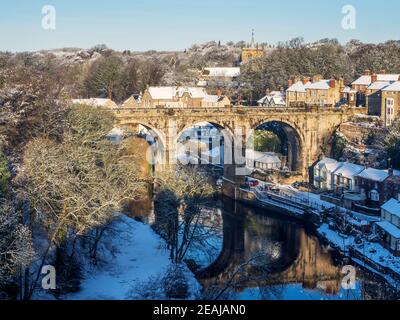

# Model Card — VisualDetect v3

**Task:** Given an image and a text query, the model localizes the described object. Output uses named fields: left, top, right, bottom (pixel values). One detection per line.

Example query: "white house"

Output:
left=246, top=149, right=282, bottom=172
left=331, top=162, right=364, bottom=194
left=313, top=157, right=342, bottom=191
left=376, top=198, right=400, bottom=256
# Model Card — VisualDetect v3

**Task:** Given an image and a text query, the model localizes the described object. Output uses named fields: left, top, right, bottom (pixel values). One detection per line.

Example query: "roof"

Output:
left=122, top=95, right=141, bottom=108
left=203, top=67, right=241, bottom=78
left=332, top=162, right=364, bottom=179
left=352, top=74, right=400, bottom=86
left=256, top=153, right=281, bottom=164
left=258, top=91, right=286, bottom=106
left=376, top=220, right=400, bottom=238
left=71, top=98, right=118, bottom=109
left=382, top=81, right=400, bottom=92
left=147, top=86, right=207, bottom=100
left=316, top=157, right=342, bottom=172
left=381, top=198, right=400, bottom=217
left=367, top=81, right=392, bottom=91
left=287, top=81, right=311, bottom=93
left=246, top=149, right=281, bottom=164
left=342, top=86, right=357, bottom=94
left=307, top=80, right=331, bottom=90
left=203, top=95, right=225, bottom=103
left=356, top=168, right=389, bottom=182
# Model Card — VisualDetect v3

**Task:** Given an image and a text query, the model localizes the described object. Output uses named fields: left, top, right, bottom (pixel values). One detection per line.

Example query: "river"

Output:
left=135, top=194, right=399, bottom=300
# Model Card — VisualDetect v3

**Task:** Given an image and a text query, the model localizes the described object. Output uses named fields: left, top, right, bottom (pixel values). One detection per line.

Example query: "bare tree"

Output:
left=0, top=199, right=34, bottom=299
left=17, top=104, right=147, bottom=299
left=154, top=166, right=215, bottom=264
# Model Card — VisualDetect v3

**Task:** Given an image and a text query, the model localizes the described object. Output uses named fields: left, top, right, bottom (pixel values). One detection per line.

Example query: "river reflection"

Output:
left=194, top=197, right=397, bottom=300
left=134, top=193, right=397, bottom=300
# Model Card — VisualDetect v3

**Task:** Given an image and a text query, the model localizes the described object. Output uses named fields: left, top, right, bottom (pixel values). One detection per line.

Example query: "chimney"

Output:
left=302, top=77, right=310, bottom=85
left=216, top=88, right=222, bottom=96
left=389, top=168, right=394, bottom=177
left=363, top=69, right=371, bottom=76
left=329, top=79, right=336, bottom=88
left=371, top=73, right=378, bottom=83
left=288, top=79, right=293, bottom=87
left=265, top=88, right=271, bottom=95
left=380, top=69, right=386, bottom=75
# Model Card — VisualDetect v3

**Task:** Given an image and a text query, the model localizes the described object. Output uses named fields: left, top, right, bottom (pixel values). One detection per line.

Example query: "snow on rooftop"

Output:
left=246, top=149, right=281, bottom=164
left=352, top=74, right=400, bottom=86
left=376, top=220, right=400, bottom=238
left=356, top=167, right=389, bottom=182
left=204, top=67, right=241, bottom=78
left=148, top=86, right=207, bottom=100
left=203, top=95, right=221, bottom=103
left=382, top=81, right=400, bottom=92
left=316, top=157, right=342, bottom=172
left=332, top=162, right=364, bottom=179
left=342, top=86, right=357, bottom=94
left=307, top=80, right=331, bottom=90
left=258, top=91, right=286, bottom=106
left=287, top=81, right=310, bottom=93
left=367, top=81, right=392, bottom=90
left=381, top=198, right=400, bottom=217
left=256, top=153, right=282, bottom=164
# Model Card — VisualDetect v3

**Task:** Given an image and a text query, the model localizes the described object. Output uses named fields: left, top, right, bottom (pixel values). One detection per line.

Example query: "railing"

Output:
left=254, top=188, right=328, bottom=213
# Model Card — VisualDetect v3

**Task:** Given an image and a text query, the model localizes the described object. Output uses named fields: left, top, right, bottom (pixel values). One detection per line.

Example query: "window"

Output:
left=386, top=98, right=395, bottom=126
left=370, top=189, right=379, bottom=202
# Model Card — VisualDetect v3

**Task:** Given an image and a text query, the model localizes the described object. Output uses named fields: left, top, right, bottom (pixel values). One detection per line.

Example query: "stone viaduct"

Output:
left=112, top=104, right=361, bottom=198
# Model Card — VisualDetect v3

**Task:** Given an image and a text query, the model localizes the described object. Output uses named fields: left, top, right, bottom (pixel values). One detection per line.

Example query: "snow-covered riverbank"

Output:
left=35, top=215, right=201, bottom=300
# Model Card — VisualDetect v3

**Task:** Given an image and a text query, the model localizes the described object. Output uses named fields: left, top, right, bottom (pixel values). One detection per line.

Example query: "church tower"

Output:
left=241, top=29, right=266, bottom=63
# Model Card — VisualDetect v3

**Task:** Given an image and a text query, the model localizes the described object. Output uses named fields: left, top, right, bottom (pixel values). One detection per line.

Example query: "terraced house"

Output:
left=351, top=70, right=400, bottom=126
left=286, top=76, right=344, bottom=106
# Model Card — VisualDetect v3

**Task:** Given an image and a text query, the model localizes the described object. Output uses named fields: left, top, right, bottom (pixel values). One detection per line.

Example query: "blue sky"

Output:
left=1, top=0, right=399, bottom=52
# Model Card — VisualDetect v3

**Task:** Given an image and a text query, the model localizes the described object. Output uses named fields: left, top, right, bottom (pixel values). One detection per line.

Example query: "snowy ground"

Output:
left=317, top=223, right=355, bottom=253
left=56, top=216, right=201, bottom=300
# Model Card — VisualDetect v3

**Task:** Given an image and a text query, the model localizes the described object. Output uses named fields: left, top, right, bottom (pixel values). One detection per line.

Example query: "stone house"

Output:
left=306, top=78, right=344, bottom=106
left=381, top=81, right=400, bottom=127
left=351, top=70, right=400, bottom=110
left=286, top=76, right=343, bottom=106
left=286, top=79, right=310, bottom=105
